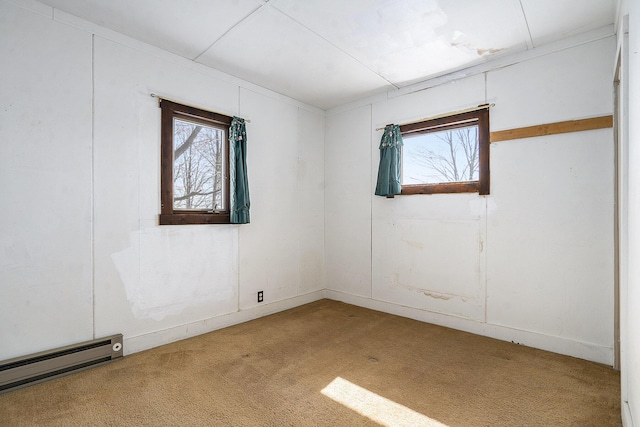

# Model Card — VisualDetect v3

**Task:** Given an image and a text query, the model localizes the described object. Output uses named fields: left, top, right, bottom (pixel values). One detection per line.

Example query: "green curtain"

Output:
left=375, top=124, right=403, bottom=196
left=229, top=117, right=250, bottom=224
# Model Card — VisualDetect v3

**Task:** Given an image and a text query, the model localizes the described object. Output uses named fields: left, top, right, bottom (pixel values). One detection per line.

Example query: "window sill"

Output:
left=400, top=181, right=480, bottom=195
left=159, top=212, right=231, bottom=225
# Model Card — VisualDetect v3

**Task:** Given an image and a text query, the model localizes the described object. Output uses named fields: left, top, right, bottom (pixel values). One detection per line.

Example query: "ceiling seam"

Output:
left=269, top=6, right=399, bottom=90
left=193, top=2, right=273, bottom=62
left=517, top=0, right=535, bottom=49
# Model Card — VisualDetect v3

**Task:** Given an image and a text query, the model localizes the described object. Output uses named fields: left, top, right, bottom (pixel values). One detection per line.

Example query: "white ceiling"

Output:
left=37, top=0, right=616, bottom=109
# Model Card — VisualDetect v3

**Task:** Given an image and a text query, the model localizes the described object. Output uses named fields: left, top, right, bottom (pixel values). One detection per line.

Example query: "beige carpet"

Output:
left=0, top=299, right=620, bottom=426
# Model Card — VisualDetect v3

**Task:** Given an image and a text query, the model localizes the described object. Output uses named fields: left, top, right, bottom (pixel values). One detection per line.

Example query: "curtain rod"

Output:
left=375, top=103, right=494, bottom=131
left=150, top=93, right=251, bottom=123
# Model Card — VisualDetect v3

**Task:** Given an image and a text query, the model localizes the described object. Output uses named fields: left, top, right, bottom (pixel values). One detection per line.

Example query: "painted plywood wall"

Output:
left=0, top=0, right=325, bottom=360
left=0, top=0, right=618, bottom=372
left=326, top=36, right=615, bottom=364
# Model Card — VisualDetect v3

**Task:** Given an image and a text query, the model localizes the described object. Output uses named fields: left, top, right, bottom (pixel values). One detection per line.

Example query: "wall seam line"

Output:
left=91, top=33, right=96, bottom=339
left=484, top=72, right=489, bottom=324
left=238, top=86, right=242, bottom=311
left=370, top=104, right=374, bottom=300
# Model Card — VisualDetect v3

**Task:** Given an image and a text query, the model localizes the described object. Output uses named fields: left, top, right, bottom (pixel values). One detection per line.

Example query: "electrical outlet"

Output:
left=257, top=291, right=264, bottom=303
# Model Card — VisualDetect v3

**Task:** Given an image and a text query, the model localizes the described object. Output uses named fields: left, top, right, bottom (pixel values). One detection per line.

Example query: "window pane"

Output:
left=173, top=118, right=226, bottom=211
left=402, top=125, right=479, bottom=184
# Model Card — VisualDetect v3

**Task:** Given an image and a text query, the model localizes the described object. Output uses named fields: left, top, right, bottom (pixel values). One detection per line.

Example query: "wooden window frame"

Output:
left=159, top=100, right=232, bottom=225
left=399, top=108, right=490, bottom=195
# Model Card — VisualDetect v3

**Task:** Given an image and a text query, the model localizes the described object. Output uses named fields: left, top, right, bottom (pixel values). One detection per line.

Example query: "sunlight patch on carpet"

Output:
left=321, top=377, right=449, bottom=427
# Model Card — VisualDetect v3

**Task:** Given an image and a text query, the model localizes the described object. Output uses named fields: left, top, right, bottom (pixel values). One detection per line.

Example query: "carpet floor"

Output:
left=0, top=299, right=621, bottom=426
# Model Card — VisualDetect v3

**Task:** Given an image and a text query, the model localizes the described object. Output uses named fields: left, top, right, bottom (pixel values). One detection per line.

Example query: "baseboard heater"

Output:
left=0, top=334, right=123, bottom=394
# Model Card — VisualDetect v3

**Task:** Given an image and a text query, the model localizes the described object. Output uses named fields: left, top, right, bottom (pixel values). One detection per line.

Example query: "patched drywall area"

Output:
left=373, top=209, right=485, bottom=321
left=110, top=227, right=237, bottom=322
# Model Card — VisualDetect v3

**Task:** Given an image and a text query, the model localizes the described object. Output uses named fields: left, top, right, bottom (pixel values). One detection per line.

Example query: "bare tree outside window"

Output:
left=398, top=107, right=490, bottom=195
left=172, top=118, right=225, bottom=211
left=402, top=125, right=479, bottom=185
left=160, top=99, right=231, bottom=225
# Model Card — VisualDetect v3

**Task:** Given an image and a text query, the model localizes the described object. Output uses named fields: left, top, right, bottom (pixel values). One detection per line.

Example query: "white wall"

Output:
left=325, top=104, right=372, bottom=297
left=326, top=36, right=616, bottom=365
left=0, top=0, right=93, bottom=357
left=0, top=0, right=325, bottom=359
left=486, top=39, right=614, bottom=359
left=620, top=0, right=640, bottom=424
left=0, top=0, right=621, bottom=380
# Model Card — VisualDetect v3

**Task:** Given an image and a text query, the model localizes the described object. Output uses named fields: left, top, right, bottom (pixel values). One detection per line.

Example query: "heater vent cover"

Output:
left=0, top=334, right=123, bottom=394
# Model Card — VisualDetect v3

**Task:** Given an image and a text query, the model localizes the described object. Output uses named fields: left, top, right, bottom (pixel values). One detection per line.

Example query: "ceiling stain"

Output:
left=450, top=41, right=503, bottom=57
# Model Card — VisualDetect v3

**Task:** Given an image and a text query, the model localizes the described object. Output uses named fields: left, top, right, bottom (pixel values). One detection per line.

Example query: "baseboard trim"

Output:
left=123, top=290, right=326, bottom=355
left=622, top=400, right=634, bottom=427
left=325, top=290, right=613, bottom=365
left=122, top=289, right=612, bottom=365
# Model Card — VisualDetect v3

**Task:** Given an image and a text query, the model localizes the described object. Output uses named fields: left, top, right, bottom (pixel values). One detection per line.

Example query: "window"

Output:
left=160, top=100, right=232, bottom=225
left=400, top=108, right=490, bottom=195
